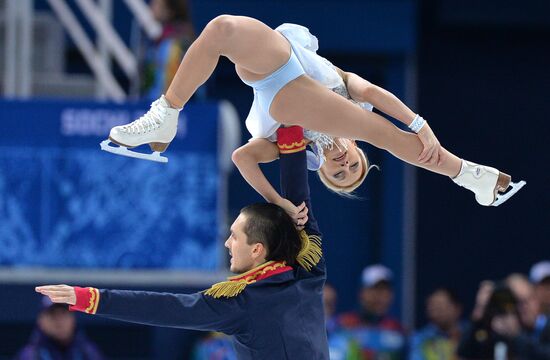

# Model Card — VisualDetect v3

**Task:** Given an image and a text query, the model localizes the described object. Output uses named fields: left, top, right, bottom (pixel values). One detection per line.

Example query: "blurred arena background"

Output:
left=0, top=0, right=548, bottom=359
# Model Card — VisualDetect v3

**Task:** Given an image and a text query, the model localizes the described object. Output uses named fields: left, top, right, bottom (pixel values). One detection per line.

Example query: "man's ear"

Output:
left=251, top=242, right=266, bottom=259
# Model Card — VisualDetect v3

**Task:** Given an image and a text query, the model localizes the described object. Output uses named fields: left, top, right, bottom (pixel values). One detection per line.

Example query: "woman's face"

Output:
left=150, top=0, right=171, bottom=23
left=320, top=138, right=363, bottom=188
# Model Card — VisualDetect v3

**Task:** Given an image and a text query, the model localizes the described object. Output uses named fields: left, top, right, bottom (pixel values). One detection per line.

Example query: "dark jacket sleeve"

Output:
left=512, top=334, right=550, bottom=360
left=95, top=289, right=245, bottom=335
left=277, top=126, right=321, bottom=237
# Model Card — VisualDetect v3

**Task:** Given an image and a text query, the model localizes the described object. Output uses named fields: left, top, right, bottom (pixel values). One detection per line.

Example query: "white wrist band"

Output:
left=408, top=114, right=426, bottom=133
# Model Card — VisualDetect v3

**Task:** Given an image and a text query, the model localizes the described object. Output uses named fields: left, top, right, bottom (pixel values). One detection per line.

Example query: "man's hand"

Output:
left=417, top=123, right=444, bottom=166
left=276, top=199, right=309, bottom=230
left=36, top=285, right=76, bottom=305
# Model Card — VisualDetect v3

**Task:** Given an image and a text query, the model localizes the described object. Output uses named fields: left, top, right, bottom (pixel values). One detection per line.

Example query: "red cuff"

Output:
left=69, top=286, right=100, bottom=314
left=277, top=126, right=306, bottom=154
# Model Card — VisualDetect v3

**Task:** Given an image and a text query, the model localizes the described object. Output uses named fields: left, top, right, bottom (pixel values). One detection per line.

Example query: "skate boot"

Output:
left=452, top=160, right=526, bottom=206
left=100, top=95, right=180, bottom=163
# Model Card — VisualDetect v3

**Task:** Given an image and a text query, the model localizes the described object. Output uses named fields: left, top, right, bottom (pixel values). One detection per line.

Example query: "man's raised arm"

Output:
left=276, top=126, right=320, bottom=236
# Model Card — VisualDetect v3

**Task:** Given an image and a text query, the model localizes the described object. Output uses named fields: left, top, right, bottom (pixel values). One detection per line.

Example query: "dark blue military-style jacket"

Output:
left=71, top=127, right=328, bottom=359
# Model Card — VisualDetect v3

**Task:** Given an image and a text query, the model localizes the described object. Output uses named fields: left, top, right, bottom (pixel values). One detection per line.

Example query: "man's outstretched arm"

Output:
left=35, top=285, right=244, bottom=335
left=276, top=126, right=320, bottom=236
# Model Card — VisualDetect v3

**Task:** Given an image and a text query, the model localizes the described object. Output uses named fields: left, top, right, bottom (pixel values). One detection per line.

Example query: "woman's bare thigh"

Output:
left=217, top=16, right=291, bottom=80
left=270, top=76, right=396, bottom=149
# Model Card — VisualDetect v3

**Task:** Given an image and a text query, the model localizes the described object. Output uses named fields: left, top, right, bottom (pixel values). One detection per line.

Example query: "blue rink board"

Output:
left=0, top=100, right=224, bottom=271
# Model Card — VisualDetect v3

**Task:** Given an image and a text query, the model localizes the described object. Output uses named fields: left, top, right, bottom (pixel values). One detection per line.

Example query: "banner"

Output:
left=0, top=99, right=227, bottom=271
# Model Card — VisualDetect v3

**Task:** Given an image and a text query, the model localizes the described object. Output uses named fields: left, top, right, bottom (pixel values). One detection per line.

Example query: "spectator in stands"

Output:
left=530, top=261, right=550, bottom=316
left=191, top=332, right=236, bottom=360
left=409, top=287, right=464, bottom=360
left=14, top=297, right=103, bottom=360
left=339, top=265, right=402, bottom=330
left=336, top=264, right=406, bottom=359
left=507, top=273, right=539, bottom=330
left=141, top=0, right=195, bottom=100
left=471, top=280, right=494, bottom=321
left=324, top=283, right=339, bottom=335
left=458, top=284, right=520, bottom=359
left=458, top=282, right=550, bottom=360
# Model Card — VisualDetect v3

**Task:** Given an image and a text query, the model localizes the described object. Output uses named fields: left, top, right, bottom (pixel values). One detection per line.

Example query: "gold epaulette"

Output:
left=204, top=261, right=292, bottom=299
left=296, top=230, right=323, bottom=271
left=204, top=280, right=248, bottom=299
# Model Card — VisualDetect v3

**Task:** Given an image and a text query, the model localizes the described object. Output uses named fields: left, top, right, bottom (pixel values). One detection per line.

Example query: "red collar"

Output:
left=228, top=261, right=292, bottom=284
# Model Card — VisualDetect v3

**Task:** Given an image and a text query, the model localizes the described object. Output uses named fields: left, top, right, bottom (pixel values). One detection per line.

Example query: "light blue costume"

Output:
left=240, top=48, right=305, bottom=124
left=241, top=24, right=373, bottom=171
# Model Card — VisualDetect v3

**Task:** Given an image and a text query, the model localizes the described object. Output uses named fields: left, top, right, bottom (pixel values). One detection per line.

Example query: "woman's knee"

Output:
left=206, top=15, right=238, bottom=40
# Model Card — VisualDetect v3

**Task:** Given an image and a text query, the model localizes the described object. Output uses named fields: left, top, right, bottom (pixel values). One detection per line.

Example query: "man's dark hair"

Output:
left=429, top=287, right=462, bottom=307
left=480, top=284, right=520, bottom=327
left=240, top=203, right=302, bottom=266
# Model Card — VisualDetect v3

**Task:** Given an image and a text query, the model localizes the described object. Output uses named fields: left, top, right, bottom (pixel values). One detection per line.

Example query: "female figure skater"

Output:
left=103, top=16, right=524, bottom=206
left=234, top=75, right=379, bottom=198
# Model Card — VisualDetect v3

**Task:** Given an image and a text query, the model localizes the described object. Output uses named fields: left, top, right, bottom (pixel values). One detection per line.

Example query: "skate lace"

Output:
left=121, top=99, right=166, bottom=134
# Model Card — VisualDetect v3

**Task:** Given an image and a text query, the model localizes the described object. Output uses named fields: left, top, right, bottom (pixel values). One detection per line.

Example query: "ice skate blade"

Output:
left=100, top=140, right=168, bottom=163
left=491, top=180, right=526, bottom=207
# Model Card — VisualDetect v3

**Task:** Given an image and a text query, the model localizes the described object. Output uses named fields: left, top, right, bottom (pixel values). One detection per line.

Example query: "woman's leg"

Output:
left=271, top=76, right=462, bottom=177
left=165, top=15, right=291, bottom=108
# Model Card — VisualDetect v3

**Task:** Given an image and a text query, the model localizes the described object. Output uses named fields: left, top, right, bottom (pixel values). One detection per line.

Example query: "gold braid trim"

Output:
left=278, top=140, right=306, bottom=154
left=204, top=280, right=249, bottom=299
left=84, top=288, right=100, bottom=314
left=279, top=146, right=307, bottom=154
left=296, top=230, right=323, bottom=271
left=204, top=261, right=288, bottom=299
left=91, top=288, right=100, bottom=314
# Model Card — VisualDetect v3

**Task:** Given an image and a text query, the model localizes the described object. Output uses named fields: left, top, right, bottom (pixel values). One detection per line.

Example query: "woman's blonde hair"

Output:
left=317, top=146, right=378, bottom=195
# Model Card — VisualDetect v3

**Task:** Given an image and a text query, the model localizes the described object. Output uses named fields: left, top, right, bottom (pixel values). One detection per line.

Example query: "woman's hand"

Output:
left=276, top=199, right=309, bottom=230
left=35, top=285, right=77, bottom=305
left=417, top=123, right=444, bottom=166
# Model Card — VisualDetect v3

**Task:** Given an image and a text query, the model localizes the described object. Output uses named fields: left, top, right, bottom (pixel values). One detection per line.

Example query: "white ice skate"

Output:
left=100, top=95, right=180, bottom=163
left=452, top=160, right=526, bottom=206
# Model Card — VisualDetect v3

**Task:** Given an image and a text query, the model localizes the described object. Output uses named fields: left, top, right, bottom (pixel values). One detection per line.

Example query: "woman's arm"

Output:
left=232, top=139, right=282, bottom=204
left=336, top=67, right=443, bottom=165
left=232, top=139, right=307, bottom=224
left=335, top=67, right=416, bottom=125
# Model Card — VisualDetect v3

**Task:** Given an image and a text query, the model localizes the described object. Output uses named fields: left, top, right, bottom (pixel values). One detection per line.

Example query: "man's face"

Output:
left=426, top=291, right=461, bottom=331
left=360, top=283, right=393, bottom=317
left=38, top=307, right=76, bottom=345
left=535, top=280, right=550, bottom=315
left=508, top=277, right=538, bottom=328
left=225, top=214, right=262, bottom=273
left=150, top=0, right=170, bottom=23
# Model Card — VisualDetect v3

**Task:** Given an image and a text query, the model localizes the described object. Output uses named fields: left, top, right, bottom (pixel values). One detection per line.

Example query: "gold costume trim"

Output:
left=296, top=231, right=323, bottom=271
left=278, top=140, right=306, bottom=154
left=85, top=288, right=100, bottom=314
left=205, top=261, right=288, bottom=298
left=204, top=232, right=323, bottom=298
